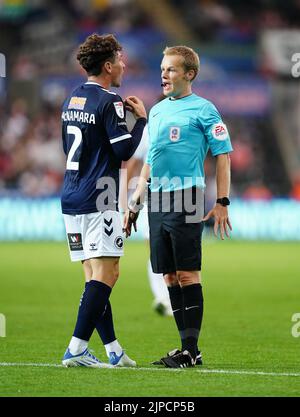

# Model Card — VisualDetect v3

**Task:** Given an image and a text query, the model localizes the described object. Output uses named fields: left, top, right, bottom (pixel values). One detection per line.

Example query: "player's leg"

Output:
left=82, top=210, right=135, bottom=366
left=64, top=256, right=118, bottom=368
left=62, top=214, right=112, bottom=367
left=81, top=258, right=118, bottom=352
left=87, top=257, right=135, bottom=367
left=147, top=259, right=172, bottom=316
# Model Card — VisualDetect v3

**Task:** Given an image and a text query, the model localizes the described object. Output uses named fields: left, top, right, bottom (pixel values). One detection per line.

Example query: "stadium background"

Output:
left=0, top=0, right=300, bottom=398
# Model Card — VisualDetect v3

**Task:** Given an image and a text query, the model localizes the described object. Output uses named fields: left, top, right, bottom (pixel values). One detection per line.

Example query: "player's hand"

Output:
left=125, top=96, right=147, bottom=119
left=123, top=209, right=140, bottom=238
left=202, top=205, right=232, bottom=240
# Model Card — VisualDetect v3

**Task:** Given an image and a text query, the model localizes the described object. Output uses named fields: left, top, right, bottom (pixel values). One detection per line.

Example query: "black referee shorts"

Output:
left=148, top=187, right=204, bottom=274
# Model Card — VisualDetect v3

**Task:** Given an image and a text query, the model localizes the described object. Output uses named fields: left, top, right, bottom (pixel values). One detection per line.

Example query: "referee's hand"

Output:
left=202, top=205, right=232, bottom=240
left=123, top=209, right=139, bottom=238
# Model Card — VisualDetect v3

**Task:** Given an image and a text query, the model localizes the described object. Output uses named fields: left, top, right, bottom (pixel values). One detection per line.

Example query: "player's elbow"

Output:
left=121, top=152, right=132, bottom=162
left=111, top=148, right=129, bottom=161
left=112, top=143, right=134, bottom=161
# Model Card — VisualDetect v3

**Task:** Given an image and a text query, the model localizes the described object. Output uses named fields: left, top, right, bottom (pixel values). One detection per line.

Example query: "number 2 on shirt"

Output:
left=66, top=125, right=82, bottom=170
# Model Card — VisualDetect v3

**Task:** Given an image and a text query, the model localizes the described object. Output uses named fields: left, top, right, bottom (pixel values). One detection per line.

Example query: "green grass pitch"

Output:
left=0, top=240, right=299, bottom=397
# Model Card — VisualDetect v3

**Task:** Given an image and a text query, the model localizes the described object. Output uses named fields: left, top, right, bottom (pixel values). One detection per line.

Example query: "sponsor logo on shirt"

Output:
left=113, top=101, right=124, bottom=119
left=67, top=233, right=83, bottom=251
left=68, top=96, right=87, bottom=110
left=211, top=123, right=229, bottom=141
left=170, top=127, right=180, bottom=142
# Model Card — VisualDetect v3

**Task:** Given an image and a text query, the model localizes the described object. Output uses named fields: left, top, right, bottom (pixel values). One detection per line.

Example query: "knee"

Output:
left=114, top=268, right=120, bottom=282
left=177, top=271, right=200, bottom=287
left=110, top=264, right=120, bottom=286
left=164, top=272, right=178, bottom=287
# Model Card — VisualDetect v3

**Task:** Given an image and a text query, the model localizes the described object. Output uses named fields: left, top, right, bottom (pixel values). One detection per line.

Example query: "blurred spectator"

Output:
left=1, top=99, right=29, bottom=151
left=0, top=100, right=64, bottom=196
left=243, top=181, right=273, bottom=200
left=12, top=54, right=38, bottom=81
left=290, top=172, right=300, bottom=200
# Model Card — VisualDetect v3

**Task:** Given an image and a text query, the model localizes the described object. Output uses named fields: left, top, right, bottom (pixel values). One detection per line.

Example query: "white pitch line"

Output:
left=0, top=363, right=299, bottom=377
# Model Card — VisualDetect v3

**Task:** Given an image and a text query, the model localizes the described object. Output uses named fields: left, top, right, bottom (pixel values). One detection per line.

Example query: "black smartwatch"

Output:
left=216, top=197, right=230, bottom=207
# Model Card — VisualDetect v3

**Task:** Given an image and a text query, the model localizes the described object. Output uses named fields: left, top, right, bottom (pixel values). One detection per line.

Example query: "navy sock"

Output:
left=168, top=285, right=185, bottom=344
left=181, top=283, right=203, bottom=359
left=84, top=282, right=116, bottom=344
left=73, top=280, right=111, bottom=341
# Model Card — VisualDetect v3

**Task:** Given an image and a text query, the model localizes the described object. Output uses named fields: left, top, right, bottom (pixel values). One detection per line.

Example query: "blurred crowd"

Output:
left=1, top=97, right=298, bottom=200
left=0, top=0, right=300, bottom=200
left=0, top=99, right=64, bottom=196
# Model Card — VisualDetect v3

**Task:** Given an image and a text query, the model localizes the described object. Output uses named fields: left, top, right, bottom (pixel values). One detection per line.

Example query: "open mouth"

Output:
left=161, top=82, right=171, bottom=89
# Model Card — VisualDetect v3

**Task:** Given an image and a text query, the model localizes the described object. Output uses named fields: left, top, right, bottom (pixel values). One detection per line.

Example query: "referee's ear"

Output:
left=184, top=70, right=195, bottom=82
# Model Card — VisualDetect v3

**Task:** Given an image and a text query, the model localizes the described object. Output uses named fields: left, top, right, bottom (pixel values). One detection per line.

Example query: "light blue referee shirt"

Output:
left=146, top=93, right=233, bottom=192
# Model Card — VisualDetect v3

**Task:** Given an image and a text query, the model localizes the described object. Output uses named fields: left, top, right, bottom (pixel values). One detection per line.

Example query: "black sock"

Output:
left=73, top=280, right=111, bottom=341
left=84, top=282, right=116, bottom=345
left=181, top=283, right=203, bottom=359
left=168, top=285, right=185, bottom=346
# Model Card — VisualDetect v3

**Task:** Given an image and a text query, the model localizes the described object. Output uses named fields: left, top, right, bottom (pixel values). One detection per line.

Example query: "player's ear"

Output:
left=104, top=61, right=112, bottom=74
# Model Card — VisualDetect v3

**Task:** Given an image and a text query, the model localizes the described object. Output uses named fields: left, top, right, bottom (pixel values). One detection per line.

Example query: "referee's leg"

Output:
left=176, top=270, right=203, bottom=361
left=164, top=271, right=203, bottom=361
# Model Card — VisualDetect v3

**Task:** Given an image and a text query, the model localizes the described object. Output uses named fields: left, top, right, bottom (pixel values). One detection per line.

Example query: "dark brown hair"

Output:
left=163, top=46, right=200, bottom=81
left=76, top=33, right=122, bottom=76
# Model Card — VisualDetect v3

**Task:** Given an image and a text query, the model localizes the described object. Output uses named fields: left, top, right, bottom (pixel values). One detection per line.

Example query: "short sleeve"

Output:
left=101, top=94, right=132, bottom=145
left=145, top=123, right=152, bottom=165
left=198, top=102, right=233, bottom=156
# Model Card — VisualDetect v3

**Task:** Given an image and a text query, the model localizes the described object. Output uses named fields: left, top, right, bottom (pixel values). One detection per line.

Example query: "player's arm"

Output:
left=203, top=153, right=232, bottom=239
left=104, top=95, right=147, bottom=161
left=123, top=163, right=150, bottom=238
left=111, top=117, right=147, bottom=161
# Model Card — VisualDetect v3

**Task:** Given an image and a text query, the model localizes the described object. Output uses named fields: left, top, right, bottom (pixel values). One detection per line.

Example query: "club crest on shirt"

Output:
left=211, top=123, right=229, bottom=141
left=113, top=101, right=124, bottom=119
left=169, top=127, right=180, bottom=142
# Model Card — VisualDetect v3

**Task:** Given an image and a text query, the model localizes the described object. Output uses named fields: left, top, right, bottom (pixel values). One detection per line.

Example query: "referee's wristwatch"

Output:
left=216, top=197, right=230, bottom=207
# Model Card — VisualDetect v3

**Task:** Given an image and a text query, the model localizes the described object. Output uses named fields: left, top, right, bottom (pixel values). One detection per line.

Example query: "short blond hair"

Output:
left=163, top=46, right=200, bottom=81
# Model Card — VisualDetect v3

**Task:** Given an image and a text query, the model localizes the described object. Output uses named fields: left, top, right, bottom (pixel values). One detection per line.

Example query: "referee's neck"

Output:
left=170, top=92, right=193, bottom=100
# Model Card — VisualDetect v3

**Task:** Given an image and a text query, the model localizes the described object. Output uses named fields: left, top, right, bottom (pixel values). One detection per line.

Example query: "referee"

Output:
left=124, top=45, right=233, bottom=368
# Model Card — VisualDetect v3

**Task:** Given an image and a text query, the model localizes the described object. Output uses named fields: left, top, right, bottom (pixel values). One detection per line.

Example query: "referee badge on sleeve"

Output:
left=170, top=127, right=180, bottom=142
left=211, top=123, right=229, bottom=141
left=113, top=101, right=124, bottom=119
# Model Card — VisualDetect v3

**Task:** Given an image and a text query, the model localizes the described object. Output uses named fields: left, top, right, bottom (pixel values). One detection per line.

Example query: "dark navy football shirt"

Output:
left=61, top=81, right=145, bottom=214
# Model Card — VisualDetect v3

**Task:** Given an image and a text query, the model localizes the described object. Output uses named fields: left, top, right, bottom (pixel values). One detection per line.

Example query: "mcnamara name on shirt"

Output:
left=61, top=110, right=96, bottom=124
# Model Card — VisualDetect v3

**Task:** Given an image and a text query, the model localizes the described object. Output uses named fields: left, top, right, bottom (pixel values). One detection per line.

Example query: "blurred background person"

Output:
left=124, top=123, right=173, bottom=317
